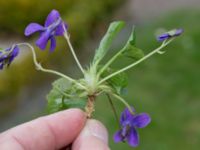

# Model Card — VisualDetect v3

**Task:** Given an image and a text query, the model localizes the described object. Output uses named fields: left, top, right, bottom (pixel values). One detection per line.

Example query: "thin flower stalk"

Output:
left=106, top=94, right=120, bottom=128
left=111, top=93, right=134, bottom=114
left=98, top=39, right=174, bottom=85
left=17, top=43, right=86, bottom=90
left=63, top=24, right=85, bottom=74
left=98, top=46, right=127, bottom=76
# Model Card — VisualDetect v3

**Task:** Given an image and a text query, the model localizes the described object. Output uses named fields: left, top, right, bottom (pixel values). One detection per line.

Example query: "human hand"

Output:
left=0, top=109, right=110, bottom=150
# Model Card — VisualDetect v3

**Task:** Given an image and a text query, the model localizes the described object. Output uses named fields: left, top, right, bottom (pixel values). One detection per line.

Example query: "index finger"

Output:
left=0, top=109, right=86, bottom=150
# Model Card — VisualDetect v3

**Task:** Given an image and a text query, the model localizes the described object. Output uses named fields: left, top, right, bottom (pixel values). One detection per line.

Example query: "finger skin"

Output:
left=0, top=109, right=86, bottom=150
left=73, top=137, right=110, bottom=150
left=72, top=119, right=110, bottom=150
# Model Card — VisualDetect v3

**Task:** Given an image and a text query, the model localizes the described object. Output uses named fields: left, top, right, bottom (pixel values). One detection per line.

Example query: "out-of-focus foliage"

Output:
left=0, top=0, right=123, bottom=116
left=94, top=10, right=200, bottom=150
left=0, top=0, right=122, bottom=37
left=0, top=0, right=72, bottom=33
left=0, top=55, right=48, bottom=115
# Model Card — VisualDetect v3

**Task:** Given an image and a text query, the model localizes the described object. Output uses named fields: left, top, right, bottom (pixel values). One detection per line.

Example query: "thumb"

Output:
left=72, top=119, right=110, bottom=150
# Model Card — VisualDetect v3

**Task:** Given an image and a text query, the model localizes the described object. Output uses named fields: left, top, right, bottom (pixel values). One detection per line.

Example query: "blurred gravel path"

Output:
left=125, top=0, right=200, bottom=22
left=0, top=36, right=21, bottom=48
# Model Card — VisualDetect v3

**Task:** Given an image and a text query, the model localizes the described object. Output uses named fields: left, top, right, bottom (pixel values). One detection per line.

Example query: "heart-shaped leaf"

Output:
left=122, top=27, right=144, bottom=60
left=46, top=78, right=87, bottom=114
left=101, top=67, right=128, bottom=95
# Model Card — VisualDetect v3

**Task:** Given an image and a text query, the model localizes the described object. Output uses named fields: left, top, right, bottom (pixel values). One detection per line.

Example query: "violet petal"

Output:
left=8, top=46, right=19, bottom=64
left=36, top=31, right=50, bottom=50
left=45, top=9, right=60, bottom=27
left=50, top=36, right=56, bottom=52
left=113, top=130, right=124, bottom=143
left=12, top=46, right=20, bottom=57
left=0, top=55, right=6, bottom=62
left=157, top=28, right=183, bottom=42
left=157, top=33, right=170, bottom=41
left=24, top=23, right=44, bottom=36
left=0, top=52, right=4, bottom=62
left=5, top=47, right=11, bottom=52
left=55, top=23, right=66, bottom=36
left=120, top=107, right=135, bottom=125
left=121, top=125, right=128, bottom=137
left=132, top=113, right=151, bottom=128
left=0, top=63, right=3, bottom=69
left=174, top=28, right=184, bottom=36
left=127, top=127, right=139, bottom=147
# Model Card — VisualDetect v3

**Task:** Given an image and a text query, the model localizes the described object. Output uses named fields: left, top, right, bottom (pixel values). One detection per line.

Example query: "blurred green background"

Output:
left=0, top=0, right=200, bottom=150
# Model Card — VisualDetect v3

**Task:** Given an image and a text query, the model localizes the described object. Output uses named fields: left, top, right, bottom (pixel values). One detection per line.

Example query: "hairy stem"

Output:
left=63, top=24, right=85, bottom=74
left=106, top=94, right=120, bottom=128
left=98, top=47, right=126, bottom=76
left=55, top=86, right=73, bottom=98
left=17, top=43, right=86, bottom=90
left=85, top=95, right=96, bottom=118
left=98, top=39, right=174, bottom=85
left=111, top=93, right=134, bottom=114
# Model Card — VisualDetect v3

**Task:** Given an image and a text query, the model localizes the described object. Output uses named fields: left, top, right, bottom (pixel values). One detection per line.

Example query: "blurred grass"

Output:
left=94, top=9, right=200, bottom=150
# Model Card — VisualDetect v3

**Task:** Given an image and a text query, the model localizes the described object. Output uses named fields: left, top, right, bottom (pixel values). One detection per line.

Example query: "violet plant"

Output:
left=0, top=10, right=183, bottom=147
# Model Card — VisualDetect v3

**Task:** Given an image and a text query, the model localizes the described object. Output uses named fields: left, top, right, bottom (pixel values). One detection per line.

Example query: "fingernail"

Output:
left=82, top=119, right=108, bottom=144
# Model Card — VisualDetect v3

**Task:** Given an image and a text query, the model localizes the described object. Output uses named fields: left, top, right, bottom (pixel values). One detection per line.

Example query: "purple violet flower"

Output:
left=24, top=9, right=67, bottom=52
left=0, top=45, right=19, bottom=70
left=113, top=107, right=151, bottom=147
left=157, top=28, right=183, bottom=42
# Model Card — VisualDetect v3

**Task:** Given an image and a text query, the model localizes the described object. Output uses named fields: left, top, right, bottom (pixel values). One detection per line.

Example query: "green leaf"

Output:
left=46, top=78, right=87, bottom=114
left=127, top=26, right=136, bottom=45
left=63, top=98, right=86, bottom=109
left=122, top=27, right=144, bottom=60
left=123, top=45, right=144, bottom=60
left=93, top=21, right=125, bottom=63
left=101, top=67, right=128, bottom=94
left=47, top=94, right=63, bottom=114
left=52, top=78, right=72, bottom=92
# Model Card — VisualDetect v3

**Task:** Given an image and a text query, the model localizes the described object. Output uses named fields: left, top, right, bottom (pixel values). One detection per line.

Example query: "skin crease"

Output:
left=0, top=109, right=110, bottom=150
